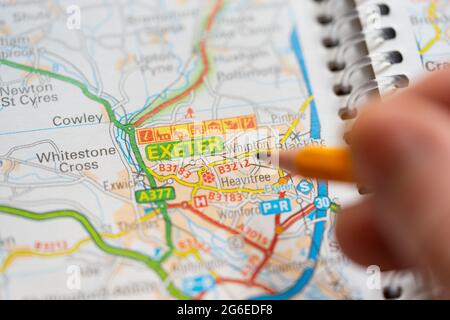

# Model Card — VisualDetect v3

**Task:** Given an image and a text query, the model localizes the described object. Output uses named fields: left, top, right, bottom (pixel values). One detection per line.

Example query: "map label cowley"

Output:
left=146, top=137, right=224, bottom=161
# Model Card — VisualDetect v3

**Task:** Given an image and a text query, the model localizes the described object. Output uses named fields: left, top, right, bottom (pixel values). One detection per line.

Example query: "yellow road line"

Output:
left=147, top=166, right=265, bottom=194
left=278, top=96, right=313, bottom=176
left=280, top=96, right=313, bottom=144
left=174, top=248, right=219, bottom=279
left=420, top=1, right=441, bottom=55
left=0, top=239, right=91, bottom=273
left=1, top=97, right=314, bottom=273
left=207, top=96, right=313, bottom=175
left=0, top=209, right=160, bottom=273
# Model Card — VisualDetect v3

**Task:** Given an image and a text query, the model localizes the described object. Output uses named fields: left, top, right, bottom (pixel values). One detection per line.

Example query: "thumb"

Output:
left=351, top=84, right=450, bottom=290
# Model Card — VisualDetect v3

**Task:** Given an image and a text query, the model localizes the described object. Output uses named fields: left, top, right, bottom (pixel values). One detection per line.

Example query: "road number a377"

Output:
left=135, top=187, right=176, bottom=203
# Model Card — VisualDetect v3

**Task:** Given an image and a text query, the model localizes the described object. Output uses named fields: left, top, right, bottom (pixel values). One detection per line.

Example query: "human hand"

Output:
left=336, top=69, right=450, bottom=298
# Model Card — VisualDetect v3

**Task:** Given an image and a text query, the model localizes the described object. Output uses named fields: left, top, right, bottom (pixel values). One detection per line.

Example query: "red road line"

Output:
left=194, top=291, right=207, bottom=300
left=194, top=277, right=275, bottom=299
left=168, top=201, right=276, bottom=297
left=249, top=204, right=315, bottom=284
left=167, top=202, right=267, bottom=253
left=215, top=277, right=276, bottom=295
left=133, top=0, right=223, bottom=127
left=249, top=215, right=280, bottom=283
left=280, top=203, right=316, bottom=231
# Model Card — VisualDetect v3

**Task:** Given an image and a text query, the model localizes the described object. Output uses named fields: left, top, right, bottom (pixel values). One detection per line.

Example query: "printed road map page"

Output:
left=368, top=0, right=450, bottom=81
left=0, top=0, right=371, bottom=300
left=408, top=0, right=450, bottom=72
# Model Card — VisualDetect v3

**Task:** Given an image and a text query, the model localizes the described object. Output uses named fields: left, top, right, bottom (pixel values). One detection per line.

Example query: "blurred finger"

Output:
left=350, top=88, right=450, bottom=288
left=336, top=199, right=407, bottom=271
left=410, top=69, right=450, bottom=108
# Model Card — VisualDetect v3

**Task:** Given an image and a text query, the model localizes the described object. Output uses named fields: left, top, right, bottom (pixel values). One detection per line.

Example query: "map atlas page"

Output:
left=409, top=0, right=450, bottom=73
left=370, top=0, right=450, bottom=81
left=1, top=0, right=447, bottom=300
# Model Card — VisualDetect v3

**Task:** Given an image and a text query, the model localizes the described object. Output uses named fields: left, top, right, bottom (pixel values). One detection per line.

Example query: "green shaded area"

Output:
left=0, top=205, right=190, bottom=300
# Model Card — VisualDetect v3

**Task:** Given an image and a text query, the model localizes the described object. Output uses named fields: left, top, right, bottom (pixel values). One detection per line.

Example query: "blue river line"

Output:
left=253, top=27, right=328, bottom=300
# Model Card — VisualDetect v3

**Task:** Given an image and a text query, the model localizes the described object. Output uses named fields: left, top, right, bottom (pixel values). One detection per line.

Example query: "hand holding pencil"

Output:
left=275, top=69, right=450, bottom=298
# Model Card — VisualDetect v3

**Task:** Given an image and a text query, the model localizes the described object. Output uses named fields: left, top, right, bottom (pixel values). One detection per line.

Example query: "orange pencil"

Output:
left=258, top=147, right=356, bottom=183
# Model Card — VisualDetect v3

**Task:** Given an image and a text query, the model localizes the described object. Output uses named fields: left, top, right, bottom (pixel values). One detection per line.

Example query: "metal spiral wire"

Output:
left=313, top=0, right=414, bottom=300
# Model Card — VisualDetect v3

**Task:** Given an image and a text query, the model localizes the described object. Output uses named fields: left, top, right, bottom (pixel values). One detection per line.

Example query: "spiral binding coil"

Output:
left=315, top=0, right=410, bottom=121
left=314, top=0, right=414, bottom=300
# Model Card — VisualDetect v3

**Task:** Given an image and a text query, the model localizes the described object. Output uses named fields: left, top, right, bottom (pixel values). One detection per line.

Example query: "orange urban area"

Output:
left=136, top=115, right=257, bottom=145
